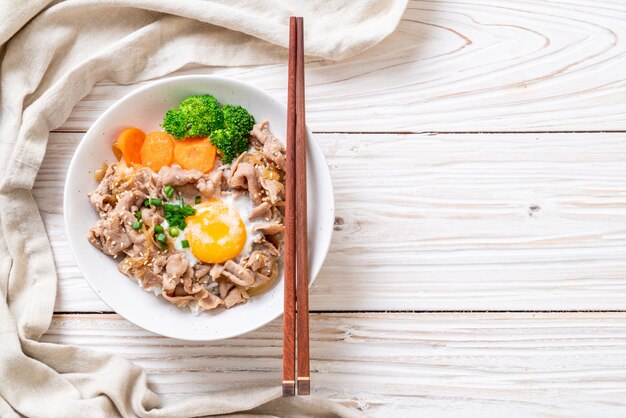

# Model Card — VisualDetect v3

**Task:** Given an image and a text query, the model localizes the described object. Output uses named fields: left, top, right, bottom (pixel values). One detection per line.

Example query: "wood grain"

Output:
left=283, top=15, right=297, bottom=396
left=38, top=132, right=626, bottom=312
left=52, top=0, right=626, bottom=133
left=42, top=312, right=626, bottom=417
left=295, top=16, right=311, bottom=395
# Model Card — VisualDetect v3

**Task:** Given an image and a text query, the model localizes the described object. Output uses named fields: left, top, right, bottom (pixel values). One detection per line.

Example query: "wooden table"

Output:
left=40, top=1, right=626, bottom=415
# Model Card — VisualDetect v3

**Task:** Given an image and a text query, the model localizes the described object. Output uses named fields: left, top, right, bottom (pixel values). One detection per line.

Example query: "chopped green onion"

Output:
left=154, top=225, right=164, bottom=233
left=181, top=240, right=190, bottom=249
left=150, top=198, right=163, bottom=206
left=195, top=195, right=201, bottom=204
left=134, top=211, right=142, bottom=220
left=162, top=199, right=195, bottom=231
left=181, top=205, right=196, bottom=216
left=132, top=221, right=143, bottom=230
left=143, top=199, right=151, bottom=208
left=169, top=227, right=180, bottom=237
left=156, top=233, right=167, bottom=243
left=164, top=185, right=175, bottom=200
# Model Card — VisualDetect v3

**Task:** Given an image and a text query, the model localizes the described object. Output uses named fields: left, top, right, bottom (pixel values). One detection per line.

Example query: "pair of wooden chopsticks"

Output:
left=283, top=16, right=310, bottom=397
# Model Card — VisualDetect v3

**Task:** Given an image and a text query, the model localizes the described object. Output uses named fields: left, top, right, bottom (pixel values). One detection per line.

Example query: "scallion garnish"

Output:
left=143, top=199, right=151, bottom=208
left=181, top=204, right=196, bottom=216
left=163, top=201, right=195, bottom=231
left=154, top=225, right=164, bottom=233
left=164, top=185, right=175, bottom=200
left=150, top=198, right=163, bottom=206
left=132, top=221, right=143, bottom=230
left=195, top=195, right=201, bottom=204
left=169, top=227, right=180, bottom=237
left=134, top=211, right=142, bottom=220
left=156, top=233, right=167, bottom=243
left=181, top=240, right=189, bottom=249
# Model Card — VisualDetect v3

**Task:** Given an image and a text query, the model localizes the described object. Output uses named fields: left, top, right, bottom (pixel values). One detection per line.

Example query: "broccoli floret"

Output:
left=162, top=108, right=187, bottom=138
left=210, top=129, right=249, bottom=163
left=222, top=105, right=255, bottom=137
left=162, top=95, right=224, bottom=139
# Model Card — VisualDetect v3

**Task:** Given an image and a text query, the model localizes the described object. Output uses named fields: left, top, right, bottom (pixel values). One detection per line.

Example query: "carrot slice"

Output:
left=174, top=137, right=217, bottom=173
left=140, top=131, right=174, bottom=172
left=114, top=127, right=145, bottom=164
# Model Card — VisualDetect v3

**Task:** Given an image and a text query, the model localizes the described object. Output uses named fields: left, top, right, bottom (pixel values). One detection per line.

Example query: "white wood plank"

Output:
left=53, top=0, right=626, bottom=133
left=39, top=132, right=626, bottom=312
left=42, top=312, right=626, bottom=417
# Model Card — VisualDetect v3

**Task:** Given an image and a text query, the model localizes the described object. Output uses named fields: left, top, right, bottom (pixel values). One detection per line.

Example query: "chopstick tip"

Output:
left=297, top=378, right=310, bottom=395
left=282, top=381, right=296, bottom=397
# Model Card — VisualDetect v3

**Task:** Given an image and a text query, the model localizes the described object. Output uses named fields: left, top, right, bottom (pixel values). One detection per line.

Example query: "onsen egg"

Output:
left=186, top=200, right=247, bottom=264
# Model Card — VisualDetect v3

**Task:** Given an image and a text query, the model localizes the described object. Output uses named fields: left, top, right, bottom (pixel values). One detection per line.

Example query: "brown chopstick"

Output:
left=282, top=15, right=297, bottom=398
left=294, top=16, right=310, bottom=396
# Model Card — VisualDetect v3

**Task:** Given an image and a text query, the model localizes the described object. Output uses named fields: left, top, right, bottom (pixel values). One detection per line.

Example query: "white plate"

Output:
left=64, top=75, right=334, bottom=341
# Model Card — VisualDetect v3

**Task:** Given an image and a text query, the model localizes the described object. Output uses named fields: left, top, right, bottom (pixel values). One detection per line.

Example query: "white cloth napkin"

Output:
left=0, top=1, right=407, bottom=416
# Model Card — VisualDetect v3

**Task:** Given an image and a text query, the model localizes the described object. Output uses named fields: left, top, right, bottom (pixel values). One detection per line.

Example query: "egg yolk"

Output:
left=186, top=200, right=246, bottom=264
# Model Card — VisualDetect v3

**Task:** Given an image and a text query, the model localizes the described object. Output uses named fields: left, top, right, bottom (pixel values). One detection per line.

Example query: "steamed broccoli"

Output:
left=162, top=95, right=255, bottom=163
left=162, top=95, right=223, bottom=139
left=210, top=129, right=249, bottom=164
left=222, top=105, right=255, bottom=137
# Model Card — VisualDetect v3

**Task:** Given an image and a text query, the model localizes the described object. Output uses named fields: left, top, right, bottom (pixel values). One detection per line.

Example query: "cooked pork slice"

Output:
left=163, top=253, right=188, bottom=292
left=249, top=272, right=273, bottom=290
left=251, top=120, right=285, bottom=169
left=152, top=255, right=167, bottom=274
left=223, top=286, right=247, bottom=309
left=158, top=164, right=203, bottom=186
left=115, top=189, right=147, bottom=212
left=88, top=163, right=117, bottom=213
left=210, top=264, right=225, bottom=282
left=131, top=167, right=163, bottom=197
left=141, top=269, right=163, bottom=289
left=174, top=184, right=200, bottom=202
left=127, top=228, right=146, bottom=246
left=230, top=151, right=247, bottom=173
left=118, top=259, right=134, bottom=278
left=253, top=223, right=284, bottom=235
left=127, top=242, right=148, bottom=259
left=245, top=250, right=273, bottom=276
left=115, top=209, right=150, bottom=258
left=196, top=170, right=223, bottom=198
left=162, top=275, right=179, bottom=293
left=181, top=267, right=195, bottom=293
left=194, top=263, right=212, bottom=280
left=162, top=291, right=196, bottom=307
left=197, top=291, right=223, bottom=310
left=249, top=202, right=271, bottom=220
left=228, top=163, right=263, bottom=203
left=209, top=260, right=254, bottom=289
left=253, top=237, right=280, bottom=257
left=166, top=253, right=188, bottom=278
left=222, top=260, right=255, bottom=286
left=258, top=177, right=284, bottom=204
left=88, top=210, right=133, bottom=256
left=140, top=206, right=163, bottom=227
left=219, top=281, right=234, bottom=299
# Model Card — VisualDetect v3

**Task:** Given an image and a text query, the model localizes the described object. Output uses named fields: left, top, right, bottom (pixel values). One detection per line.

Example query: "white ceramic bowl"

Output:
left=64, top=75, right=334, bottom=341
